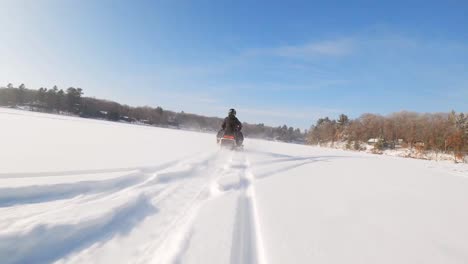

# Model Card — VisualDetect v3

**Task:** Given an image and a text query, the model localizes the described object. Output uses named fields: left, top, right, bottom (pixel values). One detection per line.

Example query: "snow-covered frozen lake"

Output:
left=1, top=108, right=468, bottom=264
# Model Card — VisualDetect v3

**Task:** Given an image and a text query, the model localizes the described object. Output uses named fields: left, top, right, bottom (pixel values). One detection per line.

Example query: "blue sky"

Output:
left=1, top=0, right=467, bottom=129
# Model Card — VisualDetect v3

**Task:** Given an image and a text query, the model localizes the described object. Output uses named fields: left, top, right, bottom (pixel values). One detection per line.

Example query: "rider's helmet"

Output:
left=228, top=108, right=236, bottom=116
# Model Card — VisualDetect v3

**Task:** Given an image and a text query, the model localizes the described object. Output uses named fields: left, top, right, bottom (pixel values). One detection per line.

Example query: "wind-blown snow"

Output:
left=1, top=108, right=468, bottom=264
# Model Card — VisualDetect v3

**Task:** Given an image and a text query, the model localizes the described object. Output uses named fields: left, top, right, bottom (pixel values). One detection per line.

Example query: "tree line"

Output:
left=0, top=83, right=84, bottom=114
left=0, top=84, right=306, bottom=143
left=307, top=112, right=468, bottom=155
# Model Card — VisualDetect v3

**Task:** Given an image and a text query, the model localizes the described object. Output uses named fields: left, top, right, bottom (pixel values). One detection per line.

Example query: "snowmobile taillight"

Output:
left=223, top=135, right=235, bottom=139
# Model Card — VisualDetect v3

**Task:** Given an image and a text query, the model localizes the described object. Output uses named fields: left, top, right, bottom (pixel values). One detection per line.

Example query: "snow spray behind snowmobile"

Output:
left=217, top=130, right=243, bottom=150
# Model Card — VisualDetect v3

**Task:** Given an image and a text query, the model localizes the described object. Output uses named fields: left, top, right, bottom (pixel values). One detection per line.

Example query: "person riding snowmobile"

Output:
left=218, top=108, right=244, bottom=146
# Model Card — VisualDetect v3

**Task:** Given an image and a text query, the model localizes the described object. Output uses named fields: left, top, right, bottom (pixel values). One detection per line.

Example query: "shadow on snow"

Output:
left=0, top=195, right=157, bottom=264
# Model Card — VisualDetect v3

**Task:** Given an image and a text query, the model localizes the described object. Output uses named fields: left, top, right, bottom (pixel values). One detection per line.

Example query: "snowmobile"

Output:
left=217, top=131, right=243, bottom=150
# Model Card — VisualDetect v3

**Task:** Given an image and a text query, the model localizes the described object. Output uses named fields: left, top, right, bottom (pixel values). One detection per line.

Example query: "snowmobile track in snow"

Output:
left=229, top=157, right=267, bottom=264
left=0, top=151, right=226, bottom=264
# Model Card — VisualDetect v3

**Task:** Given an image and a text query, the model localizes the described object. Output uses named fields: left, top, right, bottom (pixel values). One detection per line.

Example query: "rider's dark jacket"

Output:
left=222, top=114, right=242, bottom=134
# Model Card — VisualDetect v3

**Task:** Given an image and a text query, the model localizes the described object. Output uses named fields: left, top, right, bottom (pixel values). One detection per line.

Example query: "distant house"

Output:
left=394, top=139, right=404, bottom=148
left=166, top=117, right=179, bottom=129
left=120, top=116, right=136, bottom=123
left=89, top=110, right=108, bottom=119
left=167, top=120, right=180, bottom=129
